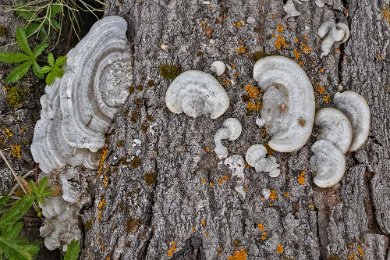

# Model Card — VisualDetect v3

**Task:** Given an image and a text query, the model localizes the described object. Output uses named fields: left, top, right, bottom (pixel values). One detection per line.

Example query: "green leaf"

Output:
left=32, top=61, right=43, bottom=79
left=33, top=43, right=48, bottom=58
left=54, top=56, right=67, bottom=67
left=0, top=195, right=34, bottom=226
left=40, top=65, right=52, bottom=74
left=48, top=53, right=54, bottom=67
left=64, top=240, right=80, bottom=260
left=0, top=196, right=10, bottom=209
left=45, top=70, right=56, bottom=85
left=49, top=3, right=63, bottom=18
left=0, top=52, right=30, bottom=63
left=5, top=61, right=33, bottom=84
left=51, top=19, right=61, bottom=31
left=24, top=23, right=41, bottom=37
left=15, top=9, right=35, bottom=20
left=0, top=235, right=39, bottom=260
left=28, top=177, right=52, bottom=204
left=3, top=222, right=23, bottom=240
left=15, top=27, right=32, bottom=56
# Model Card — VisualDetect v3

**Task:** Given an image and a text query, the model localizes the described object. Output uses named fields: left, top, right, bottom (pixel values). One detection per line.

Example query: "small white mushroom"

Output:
left=245, top=144, right=280, bottom=177
left=253, top=56, right=315, bottom=152
left=318, top=20, right=350, bottom=57
left=165, top=70, right=229, bottom=119
left=333, top=91, right=371, bottom=151
left=310, top=139, right=346, bottom=188
left=261, top=188, right=271, bottom=200
left=210, top=61, right=226, bottom=76
left=214, top=118, right=242, bottom=159
left=314, top=108, right=353, bottom=153
left=283, top=0, right=301, bottom=18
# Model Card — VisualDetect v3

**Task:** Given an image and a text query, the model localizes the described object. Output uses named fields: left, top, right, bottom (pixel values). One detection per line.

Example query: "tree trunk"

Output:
left=81, top=0, right=390, bottom=259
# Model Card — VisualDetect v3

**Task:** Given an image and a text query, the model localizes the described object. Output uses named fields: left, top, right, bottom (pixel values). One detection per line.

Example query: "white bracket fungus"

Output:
left=334, top=91, right=370, bottom=151
left=318, top=20, right=350, bottom=57
left=31, top=16, right=130, bottom=174
left=253, top=56, right=315, bottom=152
left=245, top=144, right=280, bottom=177
left=283, top=0, right=309, bottom=18
left=165, top=70, right=229, bottom=119
left=310, top=139, right=346, bottom=188
left=314, top=108, right=353, bottom=153
left=210, top=61, right=226, bottom=76
left=214, top=118, right=242, bottom=159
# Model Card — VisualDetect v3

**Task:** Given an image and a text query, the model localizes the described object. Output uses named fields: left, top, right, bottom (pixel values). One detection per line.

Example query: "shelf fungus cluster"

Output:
left=311, top=91, right=370, bottom=187
left=318, top=20, right=350, bottom=57
left=245, top=144, right=281, bottom=178
left=214, top=118, right=242, bottom=159
left=30, top=16, right=131, bottom=250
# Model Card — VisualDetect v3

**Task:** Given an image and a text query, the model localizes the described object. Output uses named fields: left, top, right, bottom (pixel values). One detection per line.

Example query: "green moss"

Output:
left=6, top=86, right=27, bottom=109
left=147, top=80, right=155, bottom=87
left=129, top=86, right=135, bottom=94
left=137, top=85, right=143, bottom=91
left=0, top=26, right=8, bottom=37
left=130, top=156, right=142, bottom=169
left=159, top=64, right=181, bottom=80
left=144, top=172, right=157, bottom=186
left=251, top=51, right=267, bottom=62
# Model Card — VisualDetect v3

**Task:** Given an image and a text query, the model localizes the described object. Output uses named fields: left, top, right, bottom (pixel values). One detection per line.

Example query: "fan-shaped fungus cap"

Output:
left=310, top=139, right=346, bottom=188
left=253, top=56, right=315, bottom=152
left=245, top=144, right=280, bottom=177
left=210, top=61, right=226, bottom=76
left=333, top=91, right=370, bottom=151
left=165, top=70, right=229, bottom=119
left=315, top=108, right=353, bottom=153
left=214, top=118, right=242, bottom=158
left=318, top=20, right=350, bottom=57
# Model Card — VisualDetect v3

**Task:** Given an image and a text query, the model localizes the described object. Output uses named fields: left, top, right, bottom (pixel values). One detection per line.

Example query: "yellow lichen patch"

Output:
left=297, top=171, right=306, bottom=185
left=383, top=7, right=390, bottom=25
left=209, top=181, right=215, bottom=187
left=319, top=67, right=325, bottom=73
left=315, top=84, right=326, bottom=95
left=260, top=231, right=267, bottom=241
left=308, top=204, right=315, bottom=210
left=217, top=175, right=230, bottom=186
left=258, top=223, right=268, bottom=240
left=201, top=218, right=207, bottom=227
left=237, top=45, right=247, bottom=55
left=323, top=94, right=331, bottom=103
left=293, top=48, right=301, bottom=60
left=4, top=128, right=13, bottom=139
left=167, top=241, right=177, bottom=257
left=98, top=146, right=108, bottom=176
left=192, top=226, right=196, bottom=233
left=293, top=37, right=299, bottom=43
left=283, top=192, right=290, bottom=197
left=276, top=23, right=284, bottom=33
left=103, top=174, right=109, bottom=188
left=257, top=223, right=265, bottom=232
left=244, top=84, right=260, bottom=98
left=203, top=146, right=211, bottom=153
left=200, top=177, right=207, bottom=185
left=347, top=253, right=357, bottom=260
left=301, top=43, right=312, bottom=54
left=228, top=248, right=248, bottom=260
left=97, top=198, right=106, bottom=221
left=276, top=244, right=284, bottom=254
left=269, top=189, right=278, bottom=201
left=10, top=144, right=22, bottom=159
left=233, top=21, right=245, bottom=28
left=357, top=245, right=364, bottom=257
left=246, top=101, right=262, bottom=111
left=274, top=35, right=288, bottom=50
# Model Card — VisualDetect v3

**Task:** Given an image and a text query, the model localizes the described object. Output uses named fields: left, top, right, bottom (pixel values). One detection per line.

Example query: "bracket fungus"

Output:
left=165, top=70, right=229, bottom=119
left=214, top=118, right=242, bottom=159
left=318, top=20, right=350, bottom=57
left=310, top=140, right=346, bottom=188
left=210, top=61, right=226, bottom=76
left=314, top=108, right=353, bottom=153
left=31, top=16, right=131, bottom=174
left=253, top=56, right=315, bottom=152
left=245, top=144, right=280, bottom=177
left=333, top=91, right=371, bottom=151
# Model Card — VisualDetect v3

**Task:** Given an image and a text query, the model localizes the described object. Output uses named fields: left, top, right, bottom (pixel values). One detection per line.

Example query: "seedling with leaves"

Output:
left=40, top=53, right=67, bottom=85
left=64, top=240, right=81, bottom=260
left=0, top=27, right=47, bottom=84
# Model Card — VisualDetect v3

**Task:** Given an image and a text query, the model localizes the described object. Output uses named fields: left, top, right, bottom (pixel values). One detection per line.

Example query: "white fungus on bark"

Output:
left=253, top=56, right=315, bottom=152
left=31, top=15, right=131, bottom=174
left=318, top=20, right=350, bottom=57
left=224, top=155, right=246, bottom=198
left=283, top=0, right=301, bottom=18
left=314, top=108, right=353, bottom=153
left=333, top=91, right=371, bottom=151
left=214, top=118, right=242, bottom=159
left=310, top=139, right=346, bottom=188
left=210, top=61, right=226, bottom=76
left=165, top=70, right=229, bottom=119
left=245, top=144, right=281, bottom=177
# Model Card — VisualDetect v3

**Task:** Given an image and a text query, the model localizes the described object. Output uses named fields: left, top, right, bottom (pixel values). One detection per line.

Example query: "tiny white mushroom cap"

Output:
left=165, top=70, right=229, bottom=119
left=245, top=144, right=267, bottom=166
left=214, top=118, right=242, bottom=158
left=318, top=20, right=349, bottom=57
left=334, top=91, right=371, bottom=151
left=210, top=61, right=226, bottom=76
left=315, top=108, right=353, bottom=153
left=311, top=139, right=346, bottom=188
left=223, top=118, right=242, bottom=140
left=253, top=56, right=315, bottom=152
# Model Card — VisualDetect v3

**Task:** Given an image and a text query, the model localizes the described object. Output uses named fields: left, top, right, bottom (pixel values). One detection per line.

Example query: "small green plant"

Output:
left=64, top=240, right=81, bottom=260
left=40, top=53, right=66, bottom=85
left=0, top=27, right=47, bottom=84
left=0, top=177, right=52, bottom=260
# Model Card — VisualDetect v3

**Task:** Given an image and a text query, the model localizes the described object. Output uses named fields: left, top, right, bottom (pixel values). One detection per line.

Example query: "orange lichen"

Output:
left=97, top=198, right=106, bottom=221
left=237, top=45, right=247, bottom=55
left=201, top=178, right=207, bottom=185
left=244, top=84, right=260, bottom=98
left=4, top=128, right=13, bottom=138
left=357, top=245, right=364, bottom=257
left=319, top=67, right=325, bottom=73
left=217, top=175, right=230, bottom=186
left=260, top=231, right=267, bottom=241
left=246, top=101, right=262, bottom=111
left=98, top=146, right=108, bottom=176
left=103, top=174, right=109, bottom=188
left=383, top=7, right=390, bottom=25
left=201, top=218, right=207, bottom=227
left=274, top=35, right=288, bottom=50
left=257, top=223, right=265, bottom=232
left=276, top=244, right=284, bottom=254
left=269, top=189, right=278, bottom=201
left=293, top=48, right=301, bottom=60
left=204, top=146, right=211, bottom=153
left=167, top=241, right=177, bottom=257
left=233, top=21, right=245, bottom=28
left=228, top=248, right=248, bottom=260
left=192, top=226, right=196, bottom=233
left=301, top=43, right=312, bottom=54
left=293, top=37, right=299, bottom=43
left=297, top=171, right=306, bottom=185
left=323, top=94, right=331, bottom=103
left=276, top=23, right=284, bottom=33
left=209, top=181, right=215, bottom=187
left=10, top=144, right=22, bottom=159
left=283, top=192, right=290, bottom=197
left=316, top=85, right=326, bottom=95
left=347, top=253, right=357, bottom=260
